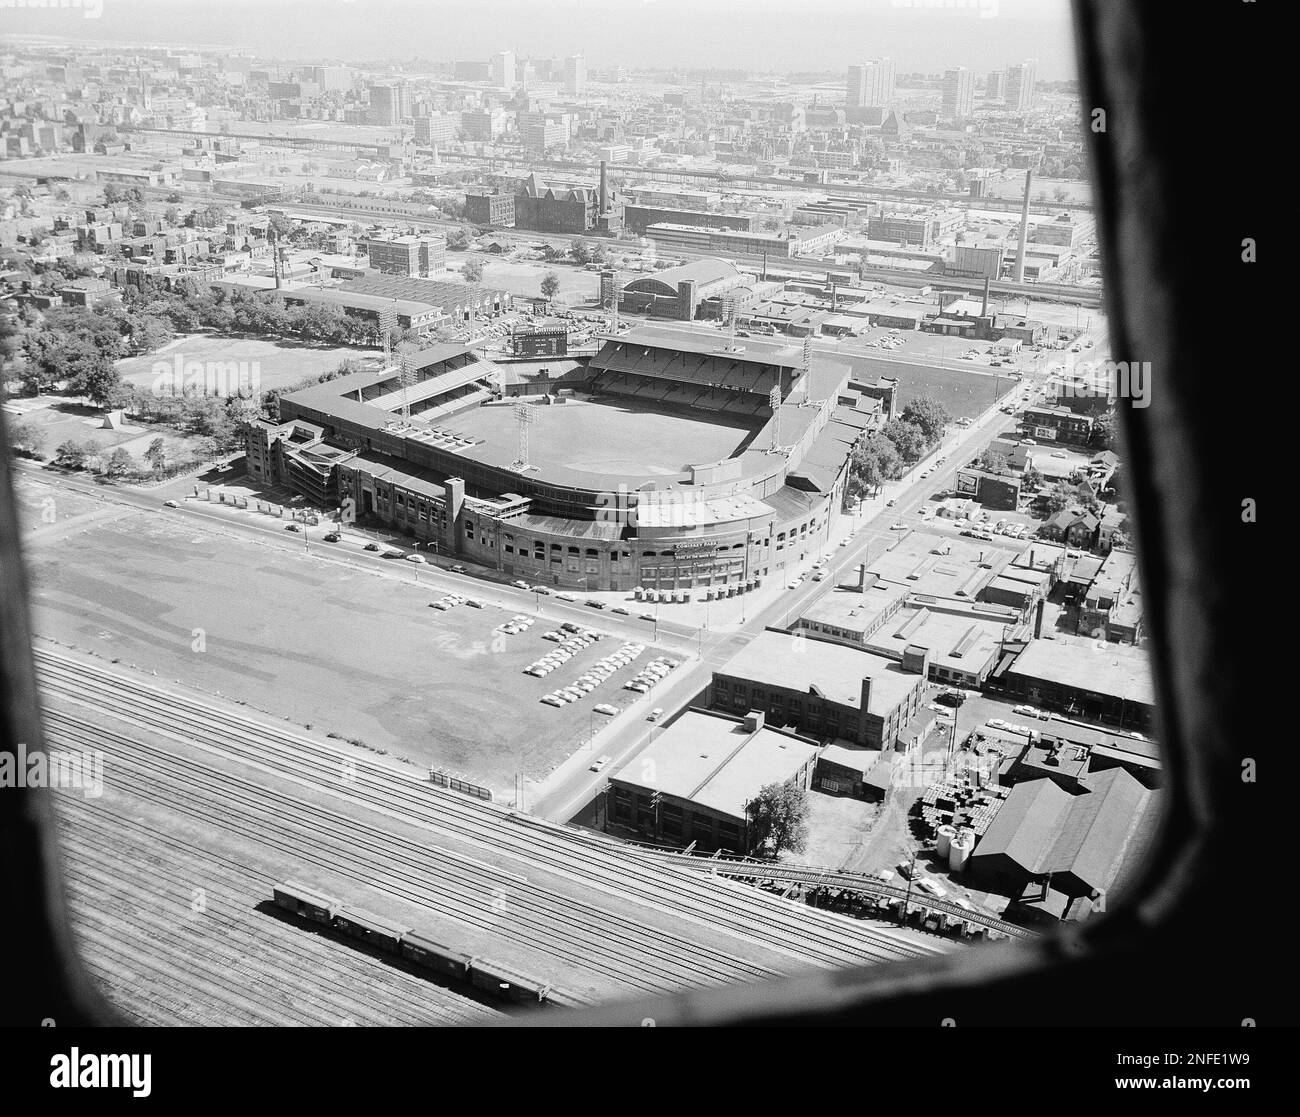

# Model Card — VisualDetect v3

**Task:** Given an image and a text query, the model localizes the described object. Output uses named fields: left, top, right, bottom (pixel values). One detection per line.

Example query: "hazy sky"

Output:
left=2, top=0, right=1079, bottom=79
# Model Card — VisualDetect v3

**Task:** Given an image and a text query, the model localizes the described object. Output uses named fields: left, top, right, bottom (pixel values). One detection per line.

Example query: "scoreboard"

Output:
left=512, top=326, right=568, bottom=358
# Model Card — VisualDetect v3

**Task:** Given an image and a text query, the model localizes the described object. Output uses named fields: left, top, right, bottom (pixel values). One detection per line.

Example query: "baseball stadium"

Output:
left=247, top=323, right=888, bottom=593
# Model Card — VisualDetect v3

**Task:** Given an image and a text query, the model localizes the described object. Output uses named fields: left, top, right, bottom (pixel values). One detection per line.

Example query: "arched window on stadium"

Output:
left=550, top=543, right=562, bottom=552
left=642, top=550, right=657, bottom=558
left=567, top=546, right=580, bottom=555
left=585, top=549, right=599, bottom=558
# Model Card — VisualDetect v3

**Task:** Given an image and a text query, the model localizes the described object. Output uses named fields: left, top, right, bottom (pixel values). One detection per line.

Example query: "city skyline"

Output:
left=1, top=0, right=1080, bottom=79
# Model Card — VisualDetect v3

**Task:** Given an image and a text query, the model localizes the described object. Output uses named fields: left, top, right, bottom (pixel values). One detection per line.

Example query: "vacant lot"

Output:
left=116, top=333, right=378, bottom=397
left=24, top=499, right=665, bottom=794
left=454, top=255, right=601, bottom=305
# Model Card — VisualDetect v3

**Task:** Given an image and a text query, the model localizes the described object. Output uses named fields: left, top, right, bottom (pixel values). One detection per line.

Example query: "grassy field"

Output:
left=116, top=333, right=378, bottom=397
left=447, top=398, right=757, bottom=477
left=454, top=254, right=601, bottom=305
left=23, top=492, right=665, bottom=794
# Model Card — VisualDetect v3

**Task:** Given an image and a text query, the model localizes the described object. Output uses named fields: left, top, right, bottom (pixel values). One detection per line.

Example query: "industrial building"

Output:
left=643, top=223, right=841, bottom=259
left=711, top=629, right=929, bottom=750
left=603, top=709, right=819, bottom=854
left=361, top=233, right=446, bottom=278
left=617, top=258, right=753, bottom=321
left=465, top=190, right=516, bottom=227
left=513, top=164, right=623, bottom=235
left=967, top=767, right=1159, bottom=922
left=994, top=637, right=1156, bottom=732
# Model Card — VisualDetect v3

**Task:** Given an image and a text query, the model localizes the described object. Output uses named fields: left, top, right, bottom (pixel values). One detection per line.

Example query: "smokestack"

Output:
left=1033, top=599, right=1045, bottom=639
left=762, top=251, right=768, bottom=281
left=599, top=159, right=608, bottom=214
left=981, top=275, right=990, bottom=317
left=1013, top=169, right=1032, bottom=283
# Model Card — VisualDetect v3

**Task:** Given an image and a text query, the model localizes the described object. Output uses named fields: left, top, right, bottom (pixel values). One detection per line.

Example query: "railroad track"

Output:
left=625, top=846, right=1037, bottom=940
left=44, top=713, right=744, bottom=1002
left=36, top=647, right=938, bottom=972
left=54, top=798, right=495, bottom=1025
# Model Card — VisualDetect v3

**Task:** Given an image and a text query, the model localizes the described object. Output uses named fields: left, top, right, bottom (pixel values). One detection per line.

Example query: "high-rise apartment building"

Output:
left=491, top=50, right=516, bottom=90
left=564, top=54, right=586, bottom=97
left=986, top=70, right=1006, bottom=101
left=369, top=81, right=410, bottom=125
left=942, top=67, right=975, bottom=121
left=1005, top=59, right=1038, bottom=111
left=846, top=58, right=895, bottom=108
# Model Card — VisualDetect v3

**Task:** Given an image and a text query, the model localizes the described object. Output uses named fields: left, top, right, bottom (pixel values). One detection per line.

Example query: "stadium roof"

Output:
left=602, top=324, right=802, bottom=370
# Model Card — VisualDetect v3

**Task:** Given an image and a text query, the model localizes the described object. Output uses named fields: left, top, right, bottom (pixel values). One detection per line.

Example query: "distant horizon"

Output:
left=0, top=0, right=1079, bottom=81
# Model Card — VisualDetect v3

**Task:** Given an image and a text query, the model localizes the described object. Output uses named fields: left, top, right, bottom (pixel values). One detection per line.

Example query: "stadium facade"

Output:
left=247, top=324, right=882, bottom=592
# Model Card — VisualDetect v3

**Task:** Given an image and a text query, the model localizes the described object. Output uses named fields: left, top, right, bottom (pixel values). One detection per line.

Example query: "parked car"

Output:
left=450, top=564, right=467, bottom=574
left=590, top=755, right=611, bottom=772
left=585, top=599, right=607, bottom=610
left=163, top=500, right=179, bottom=508
left=285, top=523, right=301, bottom=533
left=647, top=708, right=664, bottom=723
left=555, top=592, right=576, bottom=602
left=364, top=542, right=381, bottom=552
left=593, top=704, right=618, bottom=716
left=323, top=532, right=341, bottom=543
left=512, top=580, right=531, bottom=590
left=886, top=498, right=896, bottom=507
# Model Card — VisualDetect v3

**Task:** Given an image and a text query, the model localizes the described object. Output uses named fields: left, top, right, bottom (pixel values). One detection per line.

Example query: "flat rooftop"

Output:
left=609, top=709, right=818, bottom=819
left=1010, top=637, right=1156, bottom=707
left=718, top=630, right=923, bottom=716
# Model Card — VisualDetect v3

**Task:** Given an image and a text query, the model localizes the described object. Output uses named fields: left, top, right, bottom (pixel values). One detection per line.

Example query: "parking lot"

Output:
left=21, top=491, right=678, bottom=795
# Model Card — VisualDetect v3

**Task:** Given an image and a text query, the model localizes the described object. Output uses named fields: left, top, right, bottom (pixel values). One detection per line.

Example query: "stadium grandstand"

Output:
left=248, top=323, right=885, bottom=592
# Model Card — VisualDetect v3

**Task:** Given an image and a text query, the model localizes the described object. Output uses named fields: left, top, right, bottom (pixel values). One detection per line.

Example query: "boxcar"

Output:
left=469, top=957, right=552, bottom=1005
left=331, top=906, right=412, bottom=955
left=399, top=932, right=472, bottom=980
left=273, top=880, right=342, bottom=925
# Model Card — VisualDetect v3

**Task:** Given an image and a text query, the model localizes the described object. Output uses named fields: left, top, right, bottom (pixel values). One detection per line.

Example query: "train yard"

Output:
left=38, top=644, right=947, bottom=1024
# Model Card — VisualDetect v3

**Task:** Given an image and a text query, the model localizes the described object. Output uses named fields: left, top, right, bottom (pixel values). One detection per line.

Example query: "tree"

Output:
left=143, top=437, right=167, bottom=475
left=976, top=448, right=1009, bottom=475
left=9, top=421, right=46, bottom=459
left=104, top=446, right=135, bottom=477
left=745, top=782, right=810, bottom=858
left=445, top=228, right=471, bottom=250
left=881, top=418, right=928, bottom=465
left=73, top=357, right=124, bottom=407
left=540, top=272, right=561, bottom=301
left=462, top=258, right=486, bottom=283
left=54, top=440, right=89, bottom=469
left=900, top=398, right=951, bottom=445
left=1090, top=408, right=1118, bottom=452
left=1022, top=465, right=1044, bottom=491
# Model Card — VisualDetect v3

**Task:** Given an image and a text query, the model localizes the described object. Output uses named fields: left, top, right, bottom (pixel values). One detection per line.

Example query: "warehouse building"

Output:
left=711, top=629, right=928, bottom=750
left=604, top=709, right=819, bottom=854
left=968, top=767, right=1161, bottom=922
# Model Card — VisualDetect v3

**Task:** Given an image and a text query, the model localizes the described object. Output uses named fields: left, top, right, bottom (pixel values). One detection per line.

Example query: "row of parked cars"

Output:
left=428, top=593, right=483, bottom=611
left=496, top=614, right=535, bottom=636
left=623, top=656, right=679, bottom=694
left=538, top=641, right=647, bottom=708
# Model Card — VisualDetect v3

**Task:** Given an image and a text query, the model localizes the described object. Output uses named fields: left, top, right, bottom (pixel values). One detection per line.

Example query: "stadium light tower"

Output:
left=511, top=401, right=533, bottom=471
left=398, top=347, right=415, bottom=421
left=378, top=305, right=399, bottom=373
